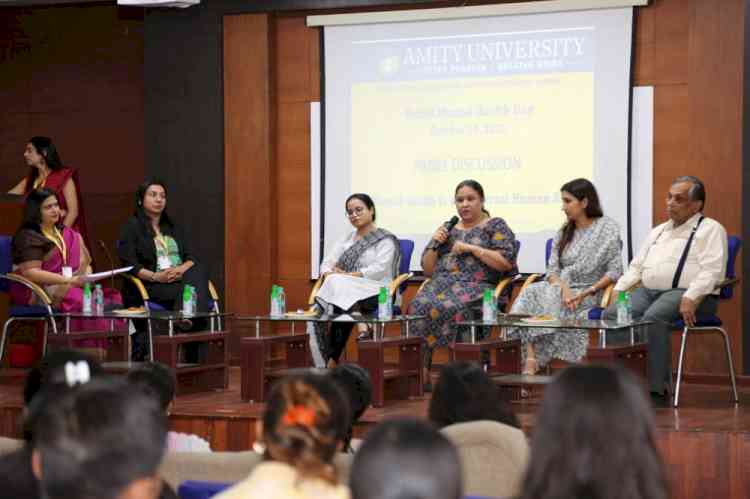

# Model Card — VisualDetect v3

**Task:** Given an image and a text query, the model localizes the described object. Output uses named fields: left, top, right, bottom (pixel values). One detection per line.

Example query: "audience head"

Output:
left=329, top=363, right=372, bottom=450
left=520, top=365, right=668, bottom=499
left=127, top=362, right=176, bottom=412
left=21, top=188, right=59, bottom=232
left=669, top=175, right=705, bottom=224
left=429, top=361, right=518, bottom=429
left=26, top=136, right=63, bottom=170
left=30, top=377, right=168, bottom=499
left=134, top=178, right=174, bottom=233
left=350, top=418, right=463, bottom=499
left=24, top=349, right=103, bottom=408
left=260, top=373, right=350, bottom=484
left=454, top=179, right=489, bottom=218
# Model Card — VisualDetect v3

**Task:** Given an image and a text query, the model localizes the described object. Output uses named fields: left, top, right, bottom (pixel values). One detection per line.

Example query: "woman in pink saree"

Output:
left=10, top=189, right=121, bottom=346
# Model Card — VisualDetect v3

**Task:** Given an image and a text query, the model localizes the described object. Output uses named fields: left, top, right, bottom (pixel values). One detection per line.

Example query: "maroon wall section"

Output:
left=0, top=4, right=144, bottom=267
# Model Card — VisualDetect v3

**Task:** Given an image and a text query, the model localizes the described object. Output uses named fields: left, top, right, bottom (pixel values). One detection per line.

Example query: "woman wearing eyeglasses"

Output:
left=311, top=194, right=400, bottom=368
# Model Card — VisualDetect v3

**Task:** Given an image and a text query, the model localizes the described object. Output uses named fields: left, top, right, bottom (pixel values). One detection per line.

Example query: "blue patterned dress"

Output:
left=409, top=217, right=518, bottom=353
left=507, top=216, right=623, bottom=366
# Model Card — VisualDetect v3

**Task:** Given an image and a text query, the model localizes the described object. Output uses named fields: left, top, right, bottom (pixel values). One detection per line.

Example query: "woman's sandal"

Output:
left=522, top=357, right=539, bottom=376
left=520, top=358, right=539, bottom=399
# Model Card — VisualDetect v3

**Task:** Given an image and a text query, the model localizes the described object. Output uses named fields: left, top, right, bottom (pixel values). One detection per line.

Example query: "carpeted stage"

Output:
left=1, top=367, right=749, bottom=499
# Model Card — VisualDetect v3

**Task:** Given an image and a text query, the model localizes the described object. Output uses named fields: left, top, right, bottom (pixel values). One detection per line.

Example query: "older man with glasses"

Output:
left=604, top=176, right=727, bottom=406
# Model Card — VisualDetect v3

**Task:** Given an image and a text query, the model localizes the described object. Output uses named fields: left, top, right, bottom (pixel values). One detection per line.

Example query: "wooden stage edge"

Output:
left=2, top=367, right=750, bottom=497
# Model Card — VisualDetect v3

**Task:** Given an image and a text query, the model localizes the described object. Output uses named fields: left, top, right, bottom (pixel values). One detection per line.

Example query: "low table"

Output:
left=54, top=310, right=231, bottom=394
left=452, top=316, right=651, bottom=378
left=236, top=314, right=425, bottom=406
left=491, top=315, right=652, bottom=379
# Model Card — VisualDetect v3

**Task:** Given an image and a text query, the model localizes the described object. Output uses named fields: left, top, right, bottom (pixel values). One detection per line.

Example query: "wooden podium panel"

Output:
left=0, top=194, right=25, bottom=333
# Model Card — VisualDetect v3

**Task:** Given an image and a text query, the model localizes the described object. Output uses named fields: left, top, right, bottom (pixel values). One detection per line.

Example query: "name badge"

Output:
left=62, top=266, right=73, bottom=279
left=157, top=256, right=172, bottom=271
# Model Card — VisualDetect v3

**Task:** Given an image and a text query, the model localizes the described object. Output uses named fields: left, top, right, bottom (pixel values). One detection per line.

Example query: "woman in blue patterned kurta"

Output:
left=409, top=180, right=518, bottom=380
left=507, top=178, right=623, bottom=374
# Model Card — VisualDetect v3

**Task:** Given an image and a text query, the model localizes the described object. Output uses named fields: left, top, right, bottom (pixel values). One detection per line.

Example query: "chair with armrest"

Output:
left=520, top=237, right=616, bottom=318
left=415, top=240, right=522, bottom=312
left=0, top=235, right=58, bottom=364
left=671, top=235, right=740, bottom=407
left=307, top=238, right=415, bottom=314
left=121, top=273, right=222, bottom=362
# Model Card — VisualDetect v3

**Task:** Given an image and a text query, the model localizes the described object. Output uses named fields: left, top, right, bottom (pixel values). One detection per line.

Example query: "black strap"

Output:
left=672, top=216, right=704, bottom=288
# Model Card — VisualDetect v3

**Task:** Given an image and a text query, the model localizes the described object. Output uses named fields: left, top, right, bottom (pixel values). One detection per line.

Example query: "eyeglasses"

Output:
left=346, top=207, right=367, bottom=217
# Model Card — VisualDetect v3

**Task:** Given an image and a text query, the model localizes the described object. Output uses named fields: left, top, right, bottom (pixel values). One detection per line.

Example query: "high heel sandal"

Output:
left=522, top=357, right=539, bottom=376
left=520, top=358, right=539, bottom=399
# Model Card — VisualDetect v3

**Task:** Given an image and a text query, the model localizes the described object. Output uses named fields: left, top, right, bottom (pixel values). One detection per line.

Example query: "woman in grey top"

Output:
left=508, top=179, right=623, bottom=374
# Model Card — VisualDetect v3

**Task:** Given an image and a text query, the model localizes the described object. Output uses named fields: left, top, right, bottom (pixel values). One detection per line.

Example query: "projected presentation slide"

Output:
left=323, top=9, right=633, bottom=272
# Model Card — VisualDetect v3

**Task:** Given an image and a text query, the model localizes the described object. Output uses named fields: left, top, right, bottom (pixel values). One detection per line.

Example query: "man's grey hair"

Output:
left=672, top=175, right=706, bottom=209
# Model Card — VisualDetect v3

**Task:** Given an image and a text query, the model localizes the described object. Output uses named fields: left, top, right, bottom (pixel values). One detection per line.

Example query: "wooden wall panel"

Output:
left=631, top=0, right=745, bottom=375
left=274, top=17, right=318, bottom=311
left=0, top=5, right=144, bottom=269
left=224, top=14, right=274, bottom=361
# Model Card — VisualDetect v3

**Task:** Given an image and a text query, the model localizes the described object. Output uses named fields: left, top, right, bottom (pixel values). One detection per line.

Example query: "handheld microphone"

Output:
left=428, top=216, right=460, bottom=250
left=97, top=240, right=117, bottom=292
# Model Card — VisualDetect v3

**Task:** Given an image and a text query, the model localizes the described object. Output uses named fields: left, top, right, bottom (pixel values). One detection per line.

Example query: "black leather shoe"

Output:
left=650, top=391, right=669, bottom=408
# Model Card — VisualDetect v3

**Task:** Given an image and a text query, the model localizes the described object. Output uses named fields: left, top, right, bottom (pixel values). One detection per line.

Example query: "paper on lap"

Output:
left=316, top=273, right=382, bottom=311
left=81, top=266, right=133, bottom=283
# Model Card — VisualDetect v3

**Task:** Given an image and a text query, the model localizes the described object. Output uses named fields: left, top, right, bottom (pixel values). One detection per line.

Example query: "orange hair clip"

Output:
left=282, top=405, right=317, bottom=428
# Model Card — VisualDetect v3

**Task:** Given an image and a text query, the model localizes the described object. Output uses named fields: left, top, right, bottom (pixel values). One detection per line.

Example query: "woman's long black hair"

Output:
left=558, top=178, right=603, bottom=258
left=134, top=179, right=176, bottom=237
left=24, top=137, right=64, bottom=192
left=20, top=188, right=58, bottom=234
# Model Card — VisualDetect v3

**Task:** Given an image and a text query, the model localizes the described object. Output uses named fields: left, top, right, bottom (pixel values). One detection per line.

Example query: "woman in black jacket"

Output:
left=118, top=180, right=210, bottom=353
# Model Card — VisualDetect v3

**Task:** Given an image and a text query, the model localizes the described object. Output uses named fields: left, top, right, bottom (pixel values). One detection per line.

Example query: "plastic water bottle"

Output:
left=183, top=285, right=193, bottom=316
left=93, top=284, right=104, bottom=316
left=277, top=287, right=287, bottom=316
left=377, top=286, right=392, bottom=320
left=190, top=285, right=198, bottom=315
left=270, top=285, right=281, bottom=317
left=82, top=282, right=92, bottom=314
left=616, top=291, right=631, bottom=324
left=482, top=288, right=496, bottom=322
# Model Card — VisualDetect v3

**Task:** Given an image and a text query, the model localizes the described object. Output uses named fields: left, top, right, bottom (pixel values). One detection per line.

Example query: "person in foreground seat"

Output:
left=215, top=373, right=351, bottom=499
left=0, top=350, right=103, bottom=499
left=310, top=193, right=400, bottom=368
left=29, top=377, right=171, bottom=499
left=329, top=363, right=372, bottom=453
left=429, top=361, right=518, bottom=429
left=350, top=418, right=463, bottom=499
left=518, top=365, right=668, bottom=499
left=409, top=179, right=518, bottom=390
left=603, top=176, right=726, bottom=406
left=507, top=178, right=622, bottom=374
left=127, top=362, right=212, bottom=453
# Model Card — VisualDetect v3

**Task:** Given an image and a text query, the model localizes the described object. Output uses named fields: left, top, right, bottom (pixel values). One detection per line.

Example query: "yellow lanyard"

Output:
left=42, top=226, right=67, bottom=265
left=32, top=171, right=49, bottom=190
left=155, top=233, right=170, bottom=255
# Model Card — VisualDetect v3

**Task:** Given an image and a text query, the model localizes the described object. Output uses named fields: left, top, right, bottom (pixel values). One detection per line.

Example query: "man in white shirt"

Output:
left=604, top=176, right=727, bottom=405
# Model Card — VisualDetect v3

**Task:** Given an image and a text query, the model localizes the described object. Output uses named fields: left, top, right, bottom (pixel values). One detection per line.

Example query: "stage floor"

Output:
left=2, top=367, right=750, bottom=438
